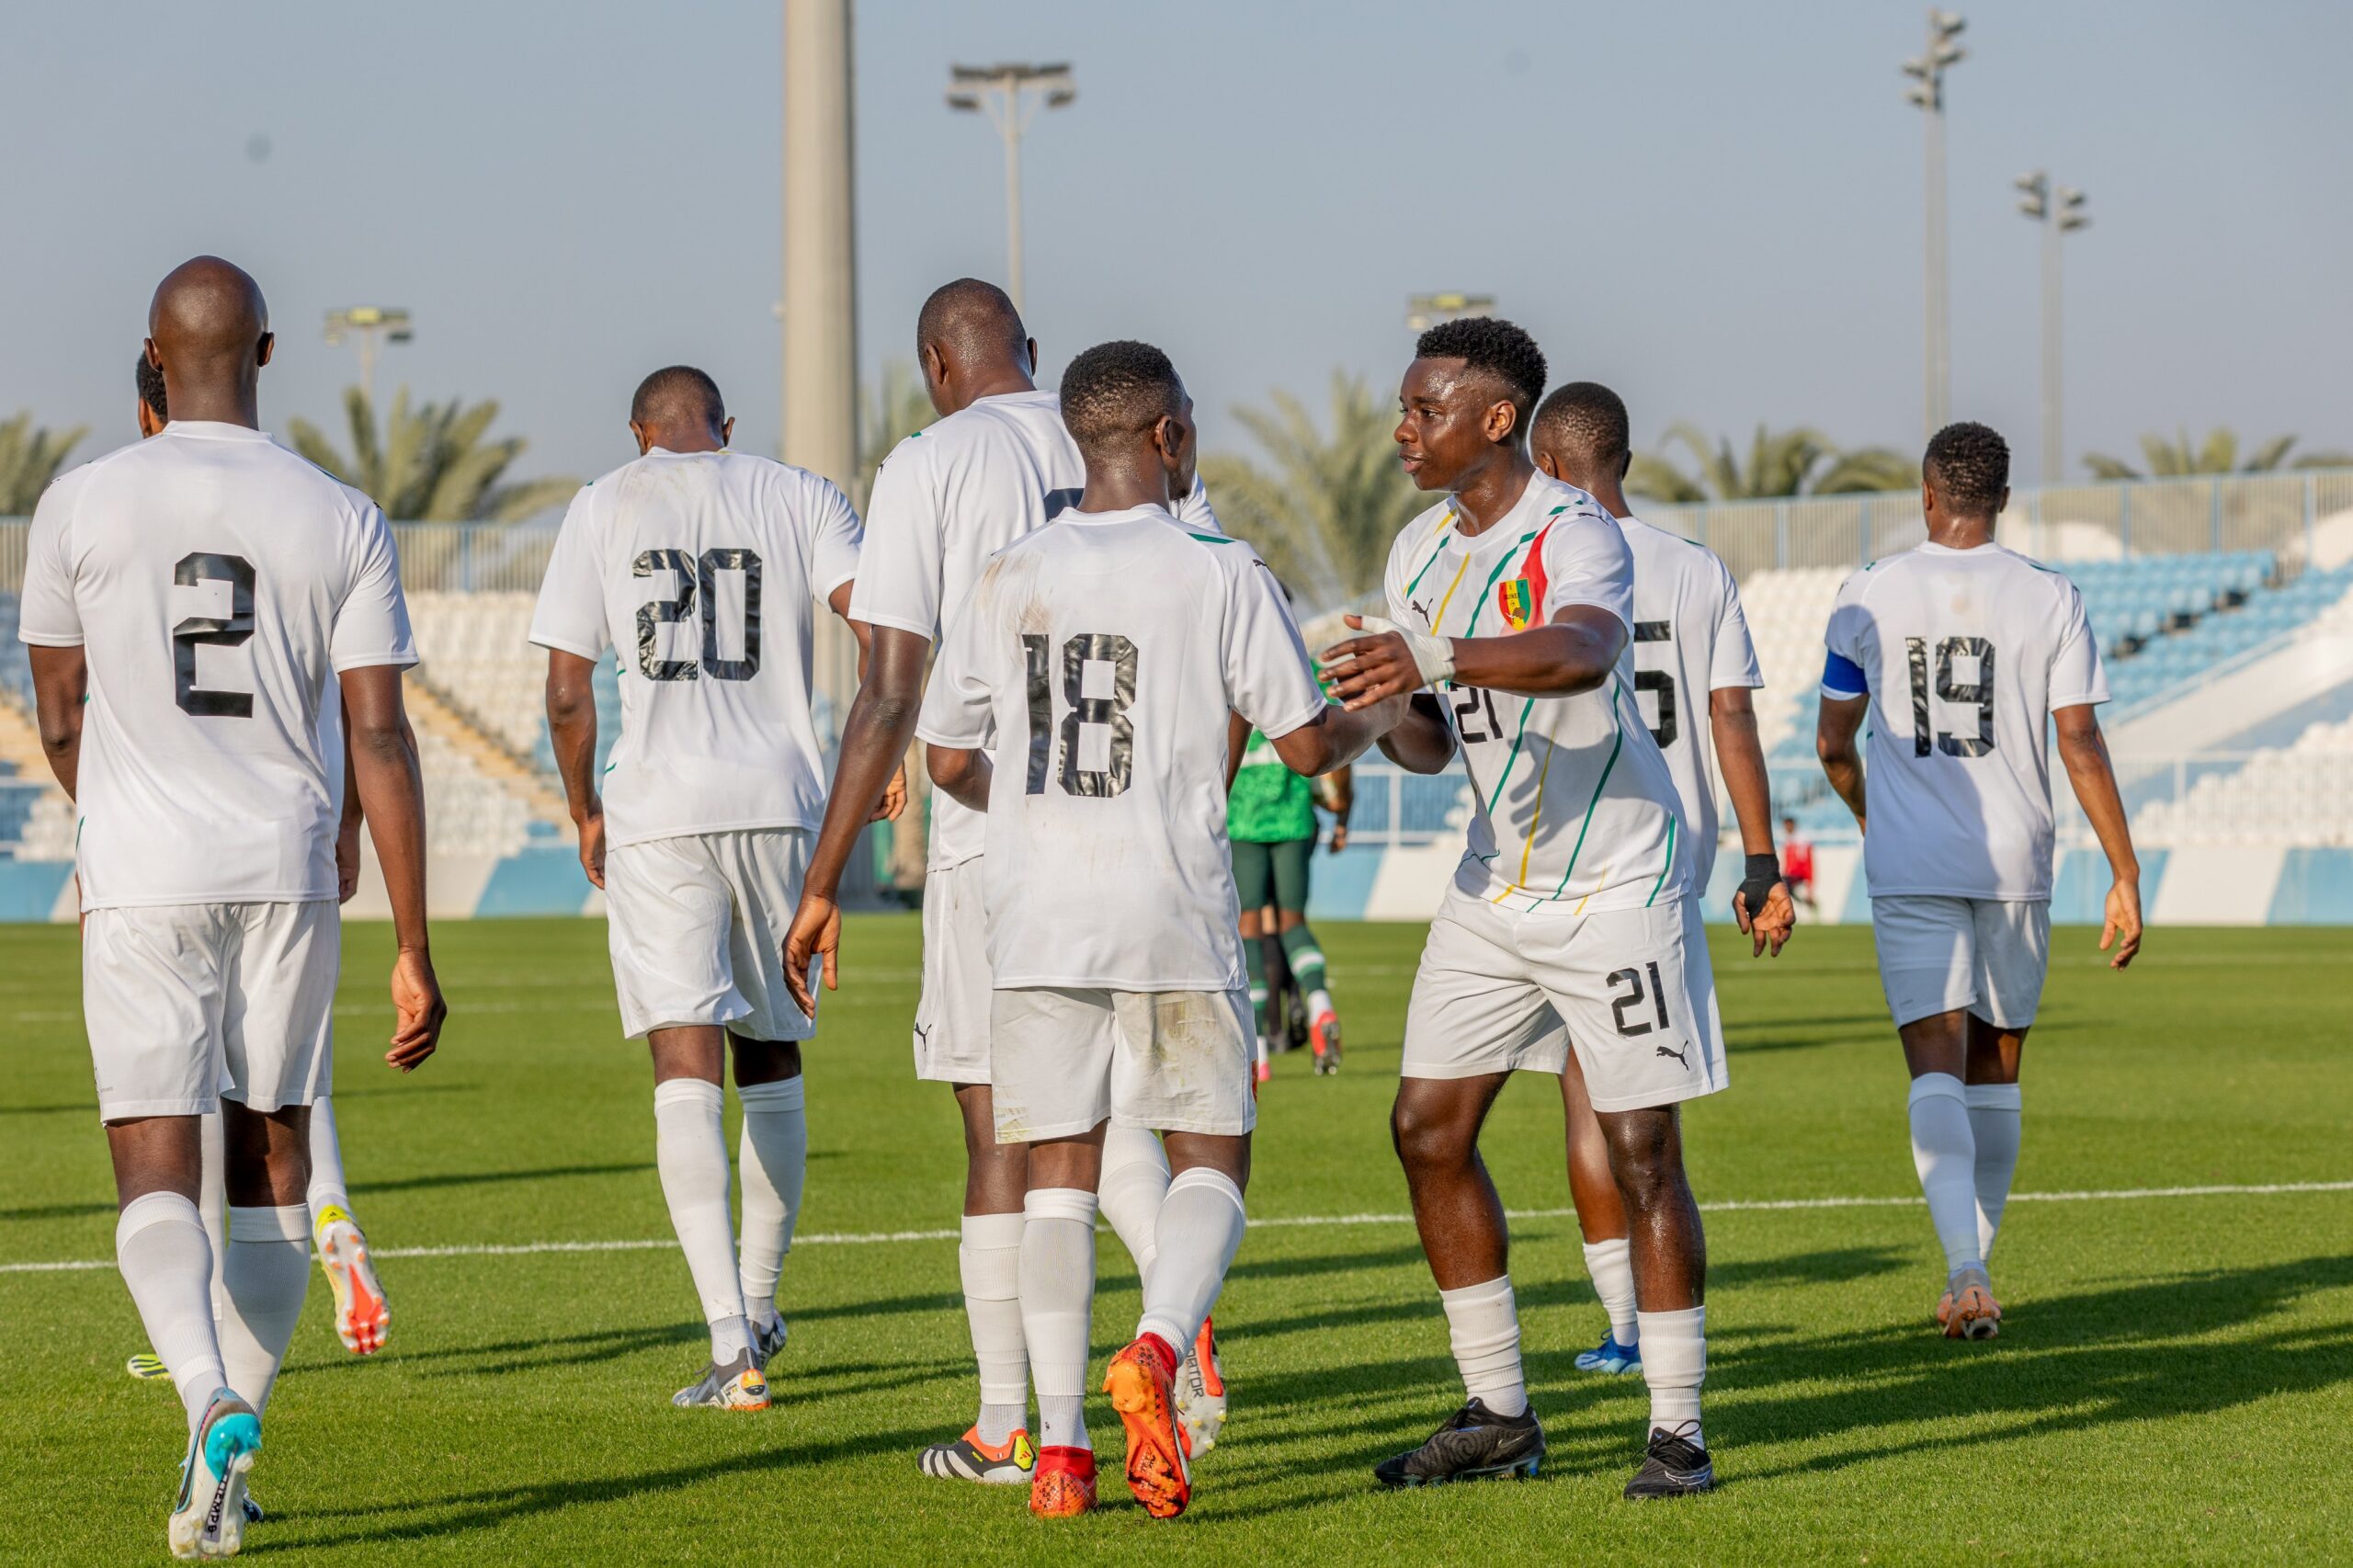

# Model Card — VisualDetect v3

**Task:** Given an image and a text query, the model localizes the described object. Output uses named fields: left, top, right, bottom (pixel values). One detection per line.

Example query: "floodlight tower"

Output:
left=2016, top=171, right=2090, bottom=483
left=1902, top=9, right=1967, bottom=438
left=1405, top=292, right=1496, bottom=333
left=323, top=306, right=412, bottom=403
left=946, top=62, right=1076, bottom=312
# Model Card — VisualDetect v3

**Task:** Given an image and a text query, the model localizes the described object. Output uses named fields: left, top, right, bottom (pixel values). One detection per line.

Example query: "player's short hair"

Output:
left=1059, top=339, right=1183, bottom=452
left=1531, top=381, right=1630, bottom=473
left=1414, top=316, right=1548, bottom=426
left=136, top=352, right=166, bottom=419
left=1924, top=421, right=2009, bottom=519
left=916, top=278, right=1027, bottom=362
left=631, top=365, right=725, bottom=429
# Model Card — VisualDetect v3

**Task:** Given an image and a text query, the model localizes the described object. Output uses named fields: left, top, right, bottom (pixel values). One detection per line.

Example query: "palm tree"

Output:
left=2082, top=427, right=2353, bottom=481
left=1627, top=422, right=1918, bottom=504
left=1198, top=372, right=1421, bottom=611
left=287, top=388, right=577, bottom=521
left=855, top=360, right=937, bottom=510
left=0, top=413, right=86, bottom=513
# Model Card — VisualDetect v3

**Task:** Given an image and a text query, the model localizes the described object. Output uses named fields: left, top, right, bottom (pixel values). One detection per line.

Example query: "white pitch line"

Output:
left=5, top=1178, right=2348, bottom=1277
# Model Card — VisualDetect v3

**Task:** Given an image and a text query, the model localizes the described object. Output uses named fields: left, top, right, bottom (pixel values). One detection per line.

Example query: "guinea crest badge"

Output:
left=1497, top=578, right=1536, bottom=631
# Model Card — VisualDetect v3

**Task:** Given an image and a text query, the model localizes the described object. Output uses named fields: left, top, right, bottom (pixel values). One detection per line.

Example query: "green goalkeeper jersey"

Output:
left=1228, top=726, right=1316, bottom=844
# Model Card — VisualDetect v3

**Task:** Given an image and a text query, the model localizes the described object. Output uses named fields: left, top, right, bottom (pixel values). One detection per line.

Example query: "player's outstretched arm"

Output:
left=2055, top=703, right=2144, bottom=970
left=341, top=664, right=447, bottom=1071
left=1322, top=607, right=1627, bottom=707
left=1267, top=693, right=1409, bottom=779
left=544, top=650, right=606, bottom=890
left=1816, top=693, right=1869, bottom=834
left=1712, top=686, right=1794, bottom=956
left=782, top=625, right=933, bottom=1016
left=27, top=645, right=87, bottom=799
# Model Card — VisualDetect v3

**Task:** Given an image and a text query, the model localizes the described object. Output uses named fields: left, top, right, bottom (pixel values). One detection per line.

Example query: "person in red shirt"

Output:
left=1780, top=816, right=1816, bottom=910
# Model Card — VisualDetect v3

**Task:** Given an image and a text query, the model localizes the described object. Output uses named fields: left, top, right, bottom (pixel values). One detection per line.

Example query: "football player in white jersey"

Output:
left=918, top=340, right=1404, bottom=1519
left=782, top=281, right=1228, bottom=1483
left=1530, top=381, right=1796, bottom=1379
left=531, top=366, right=883, bottom=1412
left=120, top=357, right=392, bottom=1421
left=1322, top=318, right=1722, bottom=1500
left=22, top=256, right=446, bottom=1560
left=1815, top=421, right=2143, bottom=1339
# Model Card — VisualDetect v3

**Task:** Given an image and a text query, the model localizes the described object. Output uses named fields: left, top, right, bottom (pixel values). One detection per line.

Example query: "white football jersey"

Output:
left=915, top=505, right=1326, bottom=991
left=1620, top=515, right=1763, bottom=888
left=1822, top=540, right=2109, bottom=900
left=849, top=387, right=1222, bottom=870
left=16, top=423, right=415, bottom=909
left=529, top=449, right=861, bottom=849
left=1384, top=472, right=1688, bottom=915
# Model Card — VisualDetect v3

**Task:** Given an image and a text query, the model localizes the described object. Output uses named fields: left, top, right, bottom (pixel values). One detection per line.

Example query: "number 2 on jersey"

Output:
left=1020, top=632, right=1138, bottom=798
left=172, top=551, right=256, bottom=717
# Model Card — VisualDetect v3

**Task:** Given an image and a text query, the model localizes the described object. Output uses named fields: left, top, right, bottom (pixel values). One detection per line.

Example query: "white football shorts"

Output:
left=82, top=900, right=339, bottom=1120
left=914, top=856, right=994, bottom=1085
left=989, top=986, right=1256, bottom=1142
left=1871, top=894, right=2051, bottom=1030
left=1402, top=888, right=1727, bottom=1113
left=603, top=828, right=815, bottom=1042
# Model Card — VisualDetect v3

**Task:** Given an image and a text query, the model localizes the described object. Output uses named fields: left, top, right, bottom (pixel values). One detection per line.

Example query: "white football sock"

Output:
left=959, top=1211, right=1029, bottom=1444
left=305, top=1095, right=352, bottom=1226
left=1908, top=1074, right=1984, bottom=1275
left=1582, top=1236, right=1641, bottom=1346
left=1438, top=1275, right=1527, bottom=1418
left=219, top=1205, right=310, bottom=1415
left=1966, top=1082, right=2023, bottom=1261
left=734, top=1076, right=807, bottom=1333
left=1308, top=987, right=1336, bottom=1019
left=1021, top=1187, right=1097, bottom=1453
left=118, top=1191, right=227, bottom=1434
left=1136, top=1166, right=1245, bottom=1354
left=1637, top=1305, right=1706, bottom=1448
left=198, top=1112, right=228, bottom=1325
left=653, top=1077, right=749, bottom=1360
left=1097, top=1123, right=1172, bottom=1288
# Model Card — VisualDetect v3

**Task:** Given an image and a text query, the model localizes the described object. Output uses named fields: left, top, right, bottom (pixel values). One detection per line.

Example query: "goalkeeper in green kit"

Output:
left=1229, top=721, right=1351, bottom=1078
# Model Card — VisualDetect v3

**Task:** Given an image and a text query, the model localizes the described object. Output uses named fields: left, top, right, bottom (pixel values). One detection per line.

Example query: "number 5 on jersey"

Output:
left=1020, top=632, right=1137, bottom=798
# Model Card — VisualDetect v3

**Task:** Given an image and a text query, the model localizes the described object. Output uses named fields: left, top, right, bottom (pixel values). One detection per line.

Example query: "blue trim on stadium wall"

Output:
left=0, top=842, right=2347, bottom=921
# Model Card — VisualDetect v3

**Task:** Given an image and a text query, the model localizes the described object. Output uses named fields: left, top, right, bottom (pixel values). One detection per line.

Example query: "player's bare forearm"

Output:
left=1816, top=694, right=1869, bottom=831
left=28, top=644, right=86, bottom=799
left=806, top=627, right=930, bottom=901
left=1711, top=689, right=1777, bottom=856
left=1379, top=695, right=1458, bottom=774
left=926, top=743, right=991, bottom=813
left=339, top=666, right=431, bottom=952
left=1447, top=615, right=1625, bottom=699
left=543, top=652, right=601, bottom=824
left=1225, top=710, right=1250, bottom=794
left=2057, top=708, right=2142, bottom=881
left=1268, top=695, right=1407, bottom=778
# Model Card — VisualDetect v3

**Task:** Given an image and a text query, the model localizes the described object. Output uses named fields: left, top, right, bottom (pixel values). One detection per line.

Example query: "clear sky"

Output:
left=6, top=0, right=2348, bottom=503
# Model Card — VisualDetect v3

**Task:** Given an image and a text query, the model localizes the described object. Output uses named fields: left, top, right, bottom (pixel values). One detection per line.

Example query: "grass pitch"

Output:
left=3, top=915, right=2349, bottom=1564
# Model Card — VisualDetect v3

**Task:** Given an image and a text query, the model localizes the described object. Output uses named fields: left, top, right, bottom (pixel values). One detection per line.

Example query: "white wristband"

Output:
left=1347, top=615, right=1456, bottom=689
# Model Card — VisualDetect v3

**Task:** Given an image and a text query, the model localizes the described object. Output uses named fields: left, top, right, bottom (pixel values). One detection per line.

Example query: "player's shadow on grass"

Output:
left=1715, top=1252, right=2353, bottom=1481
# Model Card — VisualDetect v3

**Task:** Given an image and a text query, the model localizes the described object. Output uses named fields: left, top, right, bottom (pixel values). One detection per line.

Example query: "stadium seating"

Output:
left=0, top=592, right=35, bottom=710
left=404, top=590, right=544, bottom=755
left=2133, top=714, right=2353, bottom=846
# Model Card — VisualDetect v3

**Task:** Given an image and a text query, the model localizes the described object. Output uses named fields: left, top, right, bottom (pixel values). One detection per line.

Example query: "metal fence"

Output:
left=6, top=468, right=2353, bottom=596
left=1636, top=468, right=2353, bottom=582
